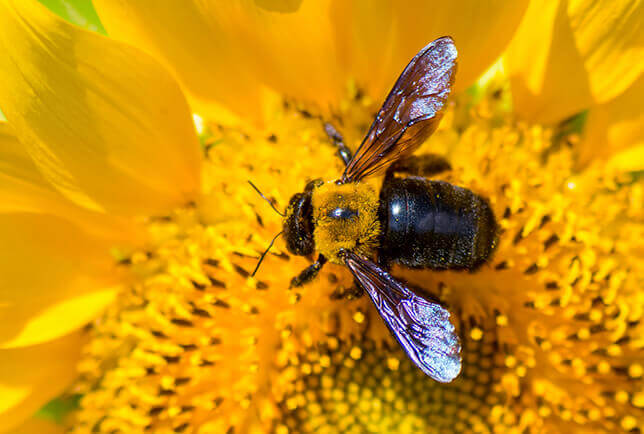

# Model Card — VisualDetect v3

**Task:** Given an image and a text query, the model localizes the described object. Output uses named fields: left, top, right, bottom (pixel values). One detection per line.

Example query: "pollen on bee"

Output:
left=311, top=181, right=381, bottom=264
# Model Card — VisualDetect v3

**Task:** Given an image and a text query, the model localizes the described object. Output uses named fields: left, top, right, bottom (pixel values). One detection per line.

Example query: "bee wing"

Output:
left=344, top=251, right=462, bottom=382
left=341, top=37, right=457, bottom=183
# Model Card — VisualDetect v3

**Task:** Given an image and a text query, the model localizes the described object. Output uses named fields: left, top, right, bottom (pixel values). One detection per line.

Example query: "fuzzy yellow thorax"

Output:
left=311, top=181, right=381, bottom=264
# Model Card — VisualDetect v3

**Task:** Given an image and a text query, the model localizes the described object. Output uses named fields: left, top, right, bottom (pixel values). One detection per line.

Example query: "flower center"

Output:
left=274, top=328, right=508, bottom=433
left=71, top=88, right=644, bottom=433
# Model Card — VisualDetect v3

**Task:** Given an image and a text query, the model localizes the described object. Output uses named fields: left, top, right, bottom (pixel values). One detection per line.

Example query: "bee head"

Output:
left=283, top=179, right=322, bottom=256
left=283, top=192, right=314, bottom=256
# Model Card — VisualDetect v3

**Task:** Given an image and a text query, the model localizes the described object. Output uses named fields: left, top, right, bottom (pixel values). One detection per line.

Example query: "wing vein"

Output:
left=341, top=37, right=457, bottom=183
left=343, top=251, right=462, bottom=382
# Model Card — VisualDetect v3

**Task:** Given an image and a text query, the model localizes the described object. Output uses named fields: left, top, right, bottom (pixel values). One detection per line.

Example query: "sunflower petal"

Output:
left=95, top=1, right=528, bottom=116
left=581, top=75, right=644, bottom=169
left=0, top=213, right=119, bottom=349
left=93, top=0, right=268, bottom=122
left=95, top=0, right=342, bottom=116
left=0, top=287, right=117, bottom=350
left=569, top=0, right=643, bottom=103
left=0, top=0, right=201, bottom=217
left=0, top=122, right=141, bottom=244
left=7, top=417, right=65, bottom=434
left=505, top=0, right=643, bottom=123
left=330, top=0, right=529, bottom=101
left=0, top=123, right=62, bottom=214
left=0, top=331, right=85, bottom=432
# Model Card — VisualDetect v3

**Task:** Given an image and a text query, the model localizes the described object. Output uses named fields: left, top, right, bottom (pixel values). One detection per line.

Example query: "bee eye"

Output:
left=327, top=207, right=359, bottom=220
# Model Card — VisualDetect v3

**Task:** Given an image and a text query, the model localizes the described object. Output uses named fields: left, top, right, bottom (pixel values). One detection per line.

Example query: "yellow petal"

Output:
left=0, top=331, right=84, bottom=432
left=581, top=75, right=644, bottom=169
left=352, top=0, right=529, bottom=97
left=94, top=0, right=339, bottom=119
left=569, top=0, right=643, bottom=103
left=95, top=1, right=528, bottom=117
left=0, top=123, right=57, bottom=208
left=7, top=417, right=65, bottom=434
left=505, top=0, right=643, bottom=123
left=0, top=213, right=119, bottom=349
left=0, top=286, right=117, bottom=350
left=0, top=0, right=201, bottom=217
left=0, top=122, right=141, bottom=244
left=93, top=0, right=268, bottom=123
left=606, top=144, right=644, bottom=172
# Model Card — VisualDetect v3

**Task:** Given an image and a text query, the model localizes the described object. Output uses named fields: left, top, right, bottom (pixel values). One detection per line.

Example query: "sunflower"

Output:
left=0, top=0, right=642, bottom=433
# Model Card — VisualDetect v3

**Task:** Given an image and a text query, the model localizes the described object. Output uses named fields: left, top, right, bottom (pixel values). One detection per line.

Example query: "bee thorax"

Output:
left=311, top=181, right=380, bottom=264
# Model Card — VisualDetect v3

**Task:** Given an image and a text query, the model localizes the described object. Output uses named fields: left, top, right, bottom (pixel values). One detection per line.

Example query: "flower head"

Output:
left=0, top=0, right=641, bottom=433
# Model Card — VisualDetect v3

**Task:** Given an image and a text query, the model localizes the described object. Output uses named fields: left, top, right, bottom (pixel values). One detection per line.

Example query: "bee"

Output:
left=250, top=37, right=498, bottom=383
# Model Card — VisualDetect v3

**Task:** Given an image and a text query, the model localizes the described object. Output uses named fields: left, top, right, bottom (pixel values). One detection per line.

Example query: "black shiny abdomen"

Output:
left=378, top=177, right=497, bottom=270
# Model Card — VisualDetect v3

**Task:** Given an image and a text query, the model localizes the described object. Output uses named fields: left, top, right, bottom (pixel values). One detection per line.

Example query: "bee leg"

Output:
left=324, top=122, right=352, bottom=166
left=386, top=154, right=452, bottom=179
left=376, top=253, right=392, bottom=271
left=290, top=254, right=327, bottom=288
left=329, top=280, right=364, bottom=300
left=304, top=178, right=324, bottom=192
left=344, top=281, right=364, bottom=299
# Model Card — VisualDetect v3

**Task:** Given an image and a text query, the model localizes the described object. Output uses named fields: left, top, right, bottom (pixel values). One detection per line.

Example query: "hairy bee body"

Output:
left=311, top=181, right=380, bottom=264
left=284, top=175, right=497, bottom=272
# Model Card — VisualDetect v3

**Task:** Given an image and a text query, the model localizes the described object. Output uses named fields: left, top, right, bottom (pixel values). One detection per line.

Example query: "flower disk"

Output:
left=71, top=88, right=644, bottom=433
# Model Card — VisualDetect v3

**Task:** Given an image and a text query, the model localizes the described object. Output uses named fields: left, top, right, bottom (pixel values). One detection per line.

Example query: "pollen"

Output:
left=70, top=87, right=643, bottom=433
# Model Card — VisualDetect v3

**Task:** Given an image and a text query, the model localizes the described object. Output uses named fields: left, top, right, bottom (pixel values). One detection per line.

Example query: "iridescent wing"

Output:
left=344, top=250, right=461, bottom=382
left=341, top=36, right=457, bottom=183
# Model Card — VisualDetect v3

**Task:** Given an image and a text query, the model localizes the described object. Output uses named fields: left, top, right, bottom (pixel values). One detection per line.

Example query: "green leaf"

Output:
left=37, top=0, right=106, bottom=34
left=36, top=395, right=81, bottom=423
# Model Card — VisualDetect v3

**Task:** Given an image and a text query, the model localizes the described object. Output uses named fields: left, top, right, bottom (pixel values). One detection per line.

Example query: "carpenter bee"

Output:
left=250, top=37, right=498, bottom=383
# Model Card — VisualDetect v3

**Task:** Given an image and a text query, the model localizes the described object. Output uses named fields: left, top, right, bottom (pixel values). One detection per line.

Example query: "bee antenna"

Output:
left=248, top=180, right=286, bottom=217
left=251, top=231, right=283, bottom=277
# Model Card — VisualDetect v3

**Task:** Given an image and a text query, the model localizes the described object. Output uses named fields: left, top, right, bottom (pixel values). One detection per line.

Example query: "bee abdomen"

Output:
left=378, top=177, right=497, bottom=270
